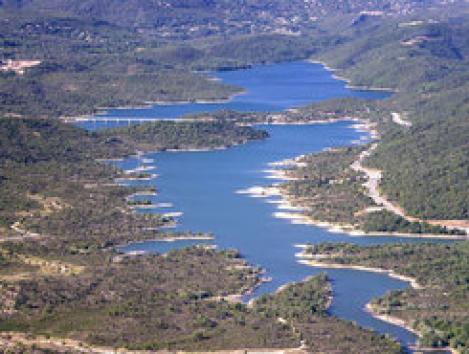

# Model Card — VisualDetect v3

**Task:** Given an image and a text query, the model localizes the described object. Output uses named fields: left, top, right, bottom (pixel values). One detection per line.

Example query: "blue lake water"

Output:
left=77, top=61, right=389, bottom=129
left=79, top=61, right=446, bottom=351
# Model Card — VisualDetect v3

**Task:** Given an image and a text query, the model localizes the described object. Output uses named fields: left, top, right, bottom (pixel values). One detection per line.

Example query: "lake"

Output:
left=77, top=60, right=388, bottom=128
left=80, top=61, right=443, bottom=351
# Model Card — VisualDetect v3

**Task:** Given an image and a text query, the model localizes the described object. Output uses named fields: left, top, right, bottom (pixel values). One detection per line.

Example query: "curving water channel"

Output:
left=79, top=61, right=449, bottom=351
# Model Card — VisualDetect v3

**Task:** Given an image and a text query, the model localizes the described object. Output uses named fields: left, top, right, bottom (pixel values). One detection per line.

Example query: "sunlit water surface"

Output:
left=79, top=61, right=450, bottom=350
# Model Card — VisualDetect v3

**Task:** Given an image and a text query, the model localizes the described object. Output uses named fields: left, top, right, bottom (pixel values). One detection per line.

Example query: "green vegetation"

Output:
left=316, top=18, right=469, bottom=220
left=102, top=120, right=268, bottom=151
left=0, top=247, right=299, bottom=350
left=0, top=116, right=295, bottom=350
left=0, top=117, right=267, bottom=246
left=0, top=116, right=407, bottom=351
left=369, top=112, right=469, bottom=220
left=0, top=0, right=467, bottom=222
left=255, top=274, right=331, bottom=320
left=280, top=146, right=463, bottom=235
left=282, top=146, right=373, bottom=225
left=181, top=98, right=385, bottom=125
left=0, top=262, right=404, bottom=352
left=1, top=0, right=468, bottom=351
left=3, top=0, right=440, bottom=41
left=0, top=6, right=320, bottom=119
left=0, top=12, right=230, bottom=117
left=362, top=210, right=463, bottom=235
left=301, top=242, right=469, bottom=353
left=254, top=274, right=403, bottom=354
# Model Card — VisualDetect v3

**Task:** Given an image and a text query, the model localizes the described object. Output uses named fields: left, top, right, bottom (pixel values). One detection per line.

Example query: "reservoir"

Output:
left=79, top=60, right=389, bottom=126
left=80, top=61, right=443, bottom=350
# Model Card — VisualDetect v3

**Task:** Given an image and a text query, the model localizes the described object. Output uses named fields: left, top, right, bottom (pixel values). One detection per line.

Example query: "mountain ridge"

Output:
left=2, top=0, right=466, bottom=36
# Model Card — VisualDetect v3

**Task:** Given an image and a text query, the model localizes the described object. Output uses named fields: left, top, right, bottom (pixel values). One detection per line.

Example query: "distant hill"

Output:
left=1, top=0, right=466, bottom=37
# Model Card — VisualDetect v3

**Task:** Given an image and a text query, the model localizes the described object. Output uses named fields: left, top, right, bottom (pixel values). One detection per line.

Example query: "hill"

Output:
left=2, top=0, right=467, bottom=39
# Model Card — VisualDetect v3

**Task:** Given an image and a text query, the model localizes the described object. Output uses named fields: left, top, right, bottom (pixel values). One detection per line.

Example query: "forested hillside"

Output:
left=316, top=17, right=469, bottom=220
left=2, top=0, right=461, bottom=38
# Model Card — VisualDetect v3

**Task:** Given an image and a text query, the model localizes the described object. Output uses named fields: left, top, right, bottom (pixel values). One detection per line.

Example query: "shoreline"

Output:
left=247, top=274, right=333, bottom=312
left=245, top=116, right=467, bottom=240
left=165, top=145, right=230, bottom=152
left=364, top=303, right=419, bottom=335
left=147, top=234, right=213, bottom=242
left=61, top=58, right=395, bottom=125
left=308, top=59, right=398, bottom=93
left=67, top=59, right=464, bottom=352
left=129, top=204, right=174, bottom=210
left=365, top=304, right=459, bottom=354
left=272, top=192, right=466, bottom=240
left=250, top=116, right=362, bottom=126
left=297, top=253, right=460, bottom=353
left=295, top=255, right=423, bottom=289
left=114, top=234, right=215, bottom=251
left=242, top=152, right=466, bottom=240
left=61, top=87, right=246, bottom=124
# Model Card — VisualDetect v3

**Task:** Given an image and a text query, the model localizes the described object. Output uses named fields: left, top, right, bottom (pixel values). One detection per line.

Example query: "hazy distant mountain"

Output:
left=1, top=0, right=463, bottom=26
left=2, top=0, right=466, bottom=40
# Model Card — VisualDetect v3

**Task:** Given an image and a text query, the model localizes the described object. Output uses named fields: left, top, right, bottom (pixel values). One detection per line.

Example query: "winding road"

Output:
left=352, top=113, right=469, bottom=235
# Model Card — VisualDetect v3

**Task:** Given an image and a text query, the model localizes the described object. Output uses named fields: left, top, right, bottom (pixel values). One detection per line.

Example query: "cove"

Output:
left=80, top=61, right=443, bottom=351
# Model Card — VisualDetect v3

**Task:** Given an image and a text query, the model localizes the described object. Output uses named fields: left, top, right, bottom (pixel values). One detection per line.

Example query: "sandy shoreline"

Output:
left=126, top=190, right=158, bottom=197
left=295, top=255, right=423, bottom=289
left=282, top=209, right=467, bottom=239
left=243, top=117, right=467, bottom=240
left=364, top=303, right=422, bottom=337
left=245, top=166, right=466, bottom=240
left=115, top=174, right=158, bottom=182
left=365, top=303, right=458, bottom=354
left=253, top=116, right=361, bottom=126
left=115, top=234, right=215, bottom=251
left=51, top=59, right=463, bottom=353
left=236, top=185, right=282, bottom=198
left=129, top=203, right=175, bottom=210
left=153, top=234, right=213, bottom=242
left=166, top=145, right=230, bottom=152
